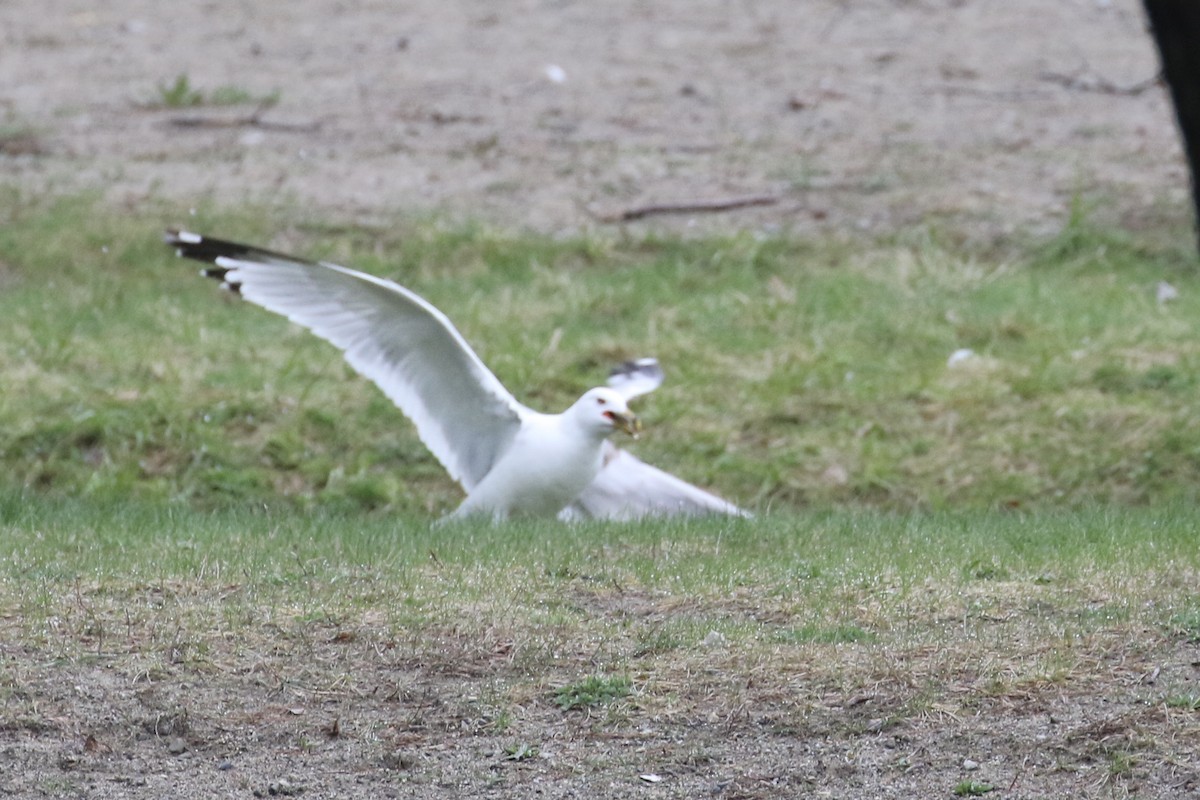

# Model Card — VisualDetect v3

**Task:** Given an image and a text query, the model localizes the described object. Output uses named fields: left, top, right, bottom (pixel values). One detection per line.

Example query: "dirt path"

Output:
left=0, top=0, right=1186, bottom=237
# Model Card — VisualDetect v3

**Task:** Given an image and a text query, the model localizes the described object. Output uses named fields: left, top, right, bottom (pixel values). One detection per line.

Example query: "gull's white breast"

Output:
left=451, top=413, right=605, bottom=520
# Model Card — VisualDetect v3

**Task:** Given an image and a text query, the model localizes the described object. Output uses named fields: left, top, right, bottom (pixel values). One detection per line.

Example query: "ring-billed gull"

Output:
left=166, top=229, right=747, bottom=521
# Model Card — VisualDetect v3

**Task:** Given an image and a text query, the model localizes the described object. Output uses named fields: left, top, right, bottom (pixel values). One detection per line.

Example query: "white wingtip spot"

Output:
left=177, top=230, right=203, bottom=244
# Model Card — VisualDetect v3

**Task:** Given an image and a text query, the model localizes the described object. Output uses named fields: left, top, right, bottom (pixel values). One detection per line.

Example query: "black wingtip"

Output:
left=166, top=228, right=254, bottom=291
left=164, top=227, right=311, bottom=268
left=197, top=265, right=242, bottom=293
left=165, top=228, right=317, bottom=295
left=166, top=228, right=246, bottom=264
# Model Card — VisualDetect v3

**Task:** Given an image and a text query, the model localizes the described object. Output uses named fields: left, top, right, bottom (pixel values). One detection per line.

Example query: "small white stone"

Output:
left=947, top=348, right=975, bottom=368
left=1157, top=281, right=1179, bottom=305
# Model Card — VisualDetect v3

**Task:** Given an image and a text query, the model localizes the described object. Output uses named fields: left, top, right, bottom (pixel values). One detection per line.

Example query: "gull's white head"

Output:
left=569, top=387, right=642, bottom=438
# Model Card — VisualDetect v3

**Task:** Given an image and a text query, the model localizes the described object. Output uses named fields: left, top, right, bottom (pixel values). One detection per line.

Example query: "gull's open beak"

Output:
left=611, top=409, right=642, bottom=438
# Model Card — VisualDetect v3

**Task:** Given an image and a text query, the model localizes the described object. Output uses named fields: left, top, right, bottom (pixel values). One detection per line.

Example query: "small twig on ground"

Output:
left=593, top=194, right=779, bottom=222
left=165, top=102, right=321, bottom=133
left=1039, top=70, right=1162, bottom=96
left=1007, top=754, right=1029, bottom=792
left=937, top=85, right=1054, bottom=102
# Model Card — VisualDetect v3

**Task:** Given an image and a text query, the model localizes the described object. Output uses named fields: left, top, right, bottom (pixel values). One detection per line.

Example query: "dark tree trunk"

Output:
left=1144, top=0, right=1200, bottom=252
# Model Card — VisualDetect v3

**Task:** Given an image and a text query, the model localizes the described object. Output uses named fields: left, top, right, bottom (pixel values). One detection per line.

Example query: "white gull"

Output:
left=166, top=229, right=748, bottom=521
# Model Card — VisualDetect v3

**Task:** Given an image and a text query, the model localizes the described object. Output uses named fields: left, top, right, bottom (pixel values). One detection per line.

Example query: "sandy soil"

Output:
left=2, top=2, right=1198, bottom=798
left=0, top=0, right=1188, bottom=238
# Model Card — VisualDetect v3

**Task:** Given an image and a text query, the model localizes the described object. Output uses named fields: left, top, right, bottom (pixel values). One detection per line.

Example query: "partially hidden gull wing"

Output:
left=564, top=442, right=750, bottom=520
left=166, top=230, right=526, bottom=490
left=606, top=358, right=664, bottom=401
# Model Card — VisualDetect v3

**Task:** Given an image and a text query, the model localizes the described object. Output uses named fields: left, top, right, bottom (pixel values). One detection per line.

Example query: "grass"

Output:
left=502, top=742, right=539, bottom=761
left=4, top=491, right=1199, bottom=671
left=2, top=493, right=1199, bottom=793
left=1165, top=694, right=1200, bottom=710
left=150, top=73, right=281, bottom=109
left=2, top=191, right=1200, bottom=793
left=554, top=675, right=632, bottom=710
left=2, top=191, right=1200, bottom=516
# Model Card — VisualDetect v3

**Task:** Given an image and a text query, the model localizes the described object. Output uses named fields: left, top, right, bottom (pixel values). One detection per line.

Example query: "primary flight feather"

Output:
left=166, top=229, right=747, bottom=521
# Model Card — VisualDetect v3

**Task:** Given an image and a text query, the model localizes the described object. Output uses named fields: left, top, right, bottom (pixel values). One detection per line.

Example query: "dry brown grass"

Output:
left=3, top=529, right=1198, bottom=798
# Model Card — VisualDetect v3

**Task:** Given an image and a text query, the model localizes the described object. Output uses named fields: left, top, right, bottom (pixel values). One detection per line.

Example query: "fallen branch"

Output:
left=1039, top=70, right=1162, bottom=96
left=164, top=103, right=321, bottom=133
left=595, top=194, right=779, bottom=222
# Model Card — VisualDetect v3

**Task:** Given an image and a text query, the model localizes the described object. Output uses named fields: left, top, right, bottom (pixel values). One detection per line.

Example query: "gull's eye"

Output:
left=596, top=397, right=607, bottom=405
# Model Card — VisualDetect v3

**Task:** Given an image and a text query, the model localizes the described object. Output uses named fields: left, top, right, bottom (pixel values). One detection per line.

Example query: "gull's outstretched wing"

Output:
left=606, top=358, right=664, bottom=401
left=166, top=229, right=526, bottom=490
left=562, top=442, right=750, bottom=521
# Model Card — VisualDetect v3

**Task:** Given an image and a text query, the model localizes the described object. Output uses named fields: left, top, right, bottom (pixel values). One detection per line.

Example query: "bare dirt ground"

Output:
left=0, top=0, right=1189, bottom=239
left=3, top=579, right=1200, bottom=800
left=2, top=1, right=1198, bottom=798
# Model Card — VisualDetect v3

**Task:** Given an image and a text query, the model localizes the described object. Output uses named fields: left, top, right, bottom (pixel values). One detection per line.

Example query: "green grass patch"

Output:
left=1165, top=694, right=1200, bottom=711
left=149, top=73, right=280, bottom=109
left=3, top=492, right=1198, bottom=658
left=3, top=191, right=1200, bottom=515
left=1, top=487, right=1197, bottom=759
left=1168, top=607, right=1200, bottom=642
left=554, top=675, right=632, bottom=710
left=1107, top=750, right=1136, bottom=778
left=502, top=742, right=539, bottom=761
left=154, top=73, right=205, bottom=107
